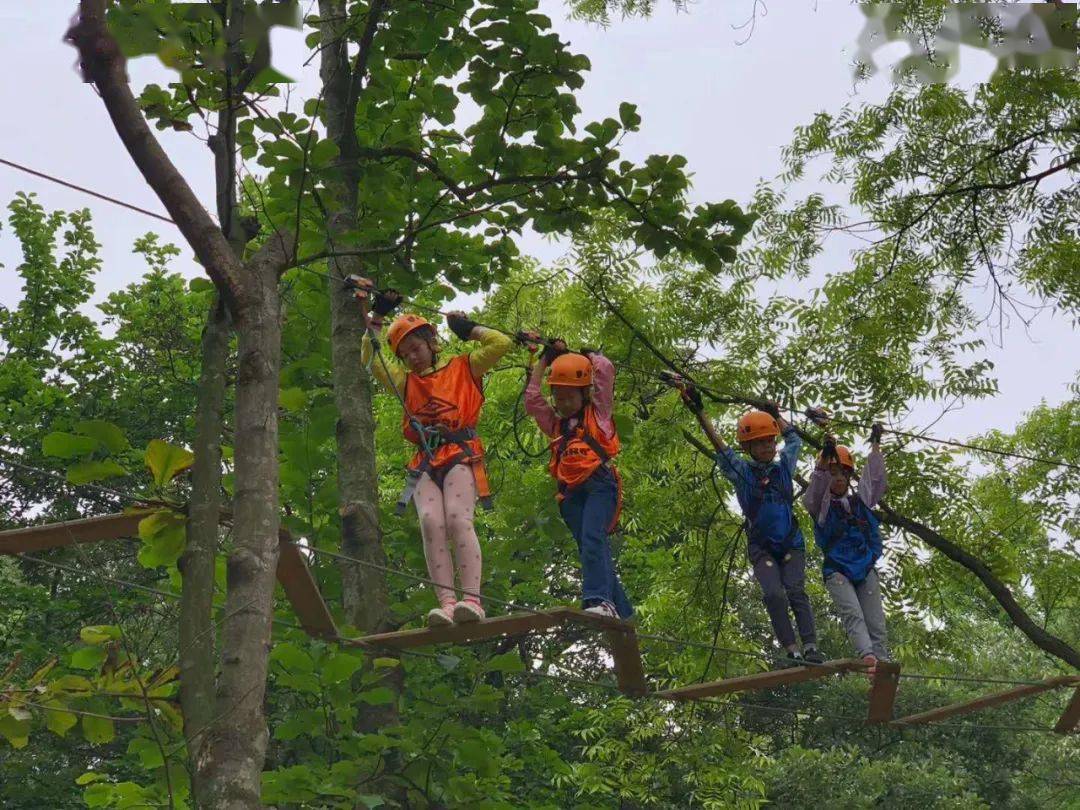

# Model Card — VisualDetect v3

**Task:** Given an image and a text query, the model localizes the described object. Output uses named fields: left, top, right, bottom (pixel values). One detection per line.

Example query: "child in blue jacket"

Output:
left=802, top=426, right=889, bottom=675
left=684, top=388, right=827, bottom=667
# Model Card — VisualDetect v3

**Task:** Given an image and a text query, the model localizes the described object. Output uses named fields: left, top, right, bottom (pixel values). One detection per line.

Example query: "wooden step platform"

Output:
left=892, top=674, right=1080, bottom=728
left=654, top=658, right=863, bottom=703
left=1053, top=687, right=1080, bottom=734
left=346, top=607, right=648, bottom=697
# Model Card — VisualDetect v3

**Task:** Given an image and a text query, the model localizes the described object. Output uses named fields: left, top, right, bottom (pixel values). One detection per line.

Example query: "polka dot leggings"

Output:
left=413, top=463, right=482, bottom=609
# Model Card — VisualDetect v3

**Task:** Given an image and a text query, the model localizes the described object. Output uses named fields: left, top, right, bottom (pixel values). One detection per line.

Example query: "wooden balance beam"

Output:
left=0, top=511, right=338, bottom=642
left=345, top=606, right=649, bottom=697
left=654, top=659, right=863, bottom=702
left=892, top=675, right=1080, bottom=728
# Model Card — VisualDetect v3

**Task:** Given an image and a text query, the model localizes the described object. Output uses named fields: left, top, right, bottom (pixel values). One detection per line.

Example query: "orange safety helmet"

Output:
left=547, top=353, right=593, bottom=387
left=387, top=313, right=433, bottom=355
left=736, top=410, right=780, bottom=443
left=821, top=444, right=855, bottom=471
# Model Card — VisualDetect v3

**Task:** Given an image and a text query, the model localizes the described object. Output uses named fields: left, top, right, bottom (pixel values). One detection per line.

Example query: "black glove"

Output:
left=447, top=314, right=479, bottom=341
left=821, top=434, right=838, bottom=462
left=681, top=385, right=704, bottom=415
left=760, top=400, right=782, bottom=419
left=805, top=406, right=829, bottom=427
left=541, top=339, right=568, bottom=365
left=870, top=423, right=884, bottom=444
left=372, top=288, right=403, bottom=316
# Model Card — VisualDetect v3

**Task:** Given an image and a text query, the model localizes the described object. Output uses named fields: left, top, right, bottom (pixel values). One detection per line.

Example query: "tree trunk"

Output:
left=317, top=0, right=402, bottom=740
left=317, top=0, right=392, bottom=636
left=197, top=257, right=283, bottom=808
left=180, top=294, right=230, bottom=801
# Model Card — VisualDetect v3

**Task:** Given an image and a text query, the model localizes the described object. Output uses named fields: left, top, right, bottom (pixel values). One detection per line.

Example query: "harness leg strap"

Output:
left=396, top=469, right=424, bottom=516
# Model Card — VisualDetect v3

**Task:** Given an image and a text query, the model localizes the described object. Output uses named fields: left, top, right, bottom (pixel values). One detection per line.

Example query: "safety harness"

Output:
left=743, top=463, right=799, bottom=554
left=396, top=421, right=493, bottom=515
left=819, top=493, right=875, bottom=571
left=552, top=412, right=622, bottom=534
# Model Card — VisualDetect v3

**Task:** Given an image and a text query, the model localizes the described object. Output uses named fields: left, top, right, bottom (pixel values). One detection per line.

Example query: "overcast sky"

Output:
left=2, top=1, right=1075, bottom=447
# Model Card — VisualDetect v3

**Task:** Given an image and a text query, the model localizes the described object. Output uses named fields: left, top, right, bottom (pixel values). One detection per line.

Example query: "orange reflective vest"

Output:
left=548, top=406, right=622, bottom=525
left=399, top=354, right=492, bottom=510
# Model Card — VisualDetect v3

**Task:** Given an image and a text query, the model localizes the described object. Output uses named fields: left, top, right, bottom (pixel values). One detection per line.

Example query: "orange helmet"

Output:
left=387, top=314, right=433, bottom=355
left=821, top=444, right=855, bottom=471
left=547, top=353, right=593, bottom=387
left=736, top=410, right=779, bottom=443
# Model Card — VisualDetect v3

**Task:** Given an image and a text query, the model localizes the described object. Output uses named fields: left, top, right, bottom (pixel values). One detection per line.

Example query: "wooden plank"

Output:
left=344, top=609, right=566, bottom=650
left=866, top=661, right=902, bottom=724
left=554, top=607, right=636, bottom=633
left=655, top=659, right=861, bottom=702
left=0, top=510, right=156, bottom=555
left=275, top=539, right=338, bottom=640
left=605, top=627, right=648, bottom=698
left=1053, top=687, right=1080, bottom=734
left=893, top=676, right=1078, bottom=727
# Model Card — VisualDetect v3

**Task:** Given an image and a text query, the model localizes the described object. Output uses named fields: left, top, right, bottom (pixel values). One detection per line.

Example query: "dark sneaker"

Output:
left=774, top=651, right=804, bottom=669
left=803, top=647, right=826, bottom=665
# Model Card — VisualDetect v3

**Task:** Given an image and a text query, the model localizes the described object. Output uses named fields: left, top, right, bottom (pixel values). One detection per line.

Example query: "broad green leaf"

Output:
left=42, top=432, right=98, bottom=459
left=358, top=687, right=396, bottom=706
left=321, top=652, right=364, bottom=684
left=81, top=712, right=115, bottom=745
left=83, top=783, right=111, bottom=808
left=137, top=509, right=187, bottom=569
left=43, top=700, right=78, bottom=737
left=270, top=642, right=314, bottom=673
left=76, top=772, right=105, bottom=786
left=74, top=420, right=130, bottom=454
left=52, top=674, right=93, bottom=693
left=80, top=625, right=122, bottom=645
left=70, top=646, right=107, bottom=671
left=279, top=387, right=307, bottom=413
left=373, top=657, right=400, bottom=669
left=67, top=459, right=127, bottom=485
left=144, top=439, right=194, bottom=486
left=485, top=651, right=525, bottom=674
left=127, top=736, right=165, bottom=769
left=0, top=713, right=30, bottom=749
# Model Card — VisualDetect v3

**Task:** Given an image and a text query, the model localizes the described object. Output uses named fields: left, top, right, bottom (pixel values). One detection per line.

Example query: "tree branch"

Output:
left=65, top=0, right=249, bottom=317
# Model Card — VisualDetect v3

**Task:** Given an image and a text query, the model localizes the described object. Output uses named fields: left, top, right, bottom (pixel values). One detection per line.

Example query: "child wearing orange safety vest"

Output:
left=351, top=278, right=511, bottom=627
left=523, top=339, right=633, bottom=619
left=682, top=385, right=827, bottom=667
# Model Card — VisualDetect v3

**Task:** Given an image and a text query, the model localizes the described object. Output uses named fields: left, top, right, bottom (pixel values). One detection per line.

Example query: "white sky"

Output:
left=1, top=1, right=1075, bottom=446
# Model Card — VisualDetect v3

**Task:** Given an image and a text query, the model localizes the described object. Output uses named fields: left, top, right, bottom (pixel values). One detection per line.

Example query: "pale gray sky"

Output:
left=2, top=1, right=1075, bottom=447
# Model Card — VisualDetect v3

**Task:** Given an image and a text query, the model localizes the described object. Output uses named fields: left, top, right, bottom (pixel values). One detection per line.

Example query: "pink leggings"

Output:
left=413, top=464, right=482, bottom=608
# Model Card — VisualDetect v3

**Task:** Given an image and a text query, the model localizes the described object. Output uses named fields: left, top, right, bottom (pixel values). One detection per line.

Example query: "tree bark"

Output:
left=180, top=294, right=229, bottom=802
left=68, top=4, right=295, bottom=806
left=318, top=0, right=392, bottom=636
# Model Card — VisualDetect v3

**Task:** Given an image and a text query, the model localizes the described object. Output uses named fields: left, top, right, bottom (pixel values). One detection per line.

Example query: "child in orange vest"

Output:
left=352, top=278, right=511, bottom=627
left=524, top=340, right=633, bottom=619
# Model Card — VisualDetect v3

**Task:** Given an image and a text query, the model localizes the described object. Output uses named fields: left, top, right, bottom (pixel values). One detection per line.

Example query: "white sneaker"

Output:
left=426, top=606, right=453, bottom=627
left=453, top=599, right=485, bottom=623
left=584, top=601, right=619, bottom=619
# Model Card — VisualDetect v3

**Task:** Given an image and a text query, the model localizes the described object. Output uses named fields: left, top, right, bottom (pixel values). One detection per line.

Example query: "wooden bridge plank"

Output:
left=275, top=539, right=338, bottom=640
left=0, top=510, right=156, bottom=555
left=1053, top=687, right=1080, bottom=734
left=345, top=609, right=566, bottom=650
left=654, top=659, right=861, bottom=702
left=866, top=661, right=902, bottom=724
left=893, top=676, right=1078, bottom=727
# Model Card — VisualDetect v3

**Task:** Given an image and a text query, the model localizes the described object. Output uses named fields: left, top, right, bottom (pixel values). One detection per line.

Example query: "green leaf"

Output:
left=52, top=674, right=93, bottom=693
left=81, top=712, right=115, bottom=745
left=43, top=700, right=78, bottom=737
left=278, top=387, right=307, bottom=413
left=357, top=796, right=386, bottom=809
left=83, top=782, right=111, bottom=808
left=76, top=772, right=105, bottom=786
left=42, top=432, right=98, bottom=459
left=485, top=651, right=525, bottom=674
left=127, top=736, right=165, bottom=769
left=70, top=646, right=107, bottom=671
left=144, top=439, right=194, bottom=486
left=137, top=510, right=187, bottom=569
left=321, top=652, right=364, bottom=685
left=0, top=713, right=30, bottom=749
left=270, top=642, right=314, bottom=674
left=74, top=420, right=130, bottom=454
left=188, top=277, right=215, bottom=293
left=618, top=101, right=641, bottom=130
left=80, top=625, right=121, bottom=645
left=373, top=657, right=400, bottom=669
left=358, top=687, right=396, bottom=706
left=67, top=459, right=127, bottom=485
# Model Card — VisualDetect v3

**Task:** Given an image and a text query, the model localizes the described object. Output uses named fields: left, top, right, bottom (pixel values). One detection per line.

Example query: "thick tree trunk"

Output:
left=180, top=295, right=230, bottom=799
left=318, top=0, right=392, bottom=636
left=197, top=258, right=283, bottom=808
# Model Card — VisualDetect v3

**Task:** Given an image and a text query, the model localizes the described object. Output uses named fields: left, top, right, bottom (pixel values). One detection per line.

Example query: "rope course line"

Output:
left=0, top=156, right=175, bottom=224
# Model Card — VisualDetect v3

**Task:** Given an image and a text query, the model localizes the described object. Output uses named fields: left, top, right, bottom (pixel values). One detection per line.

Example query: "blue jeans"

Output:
left=558, top=467, right=634, bottom=619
